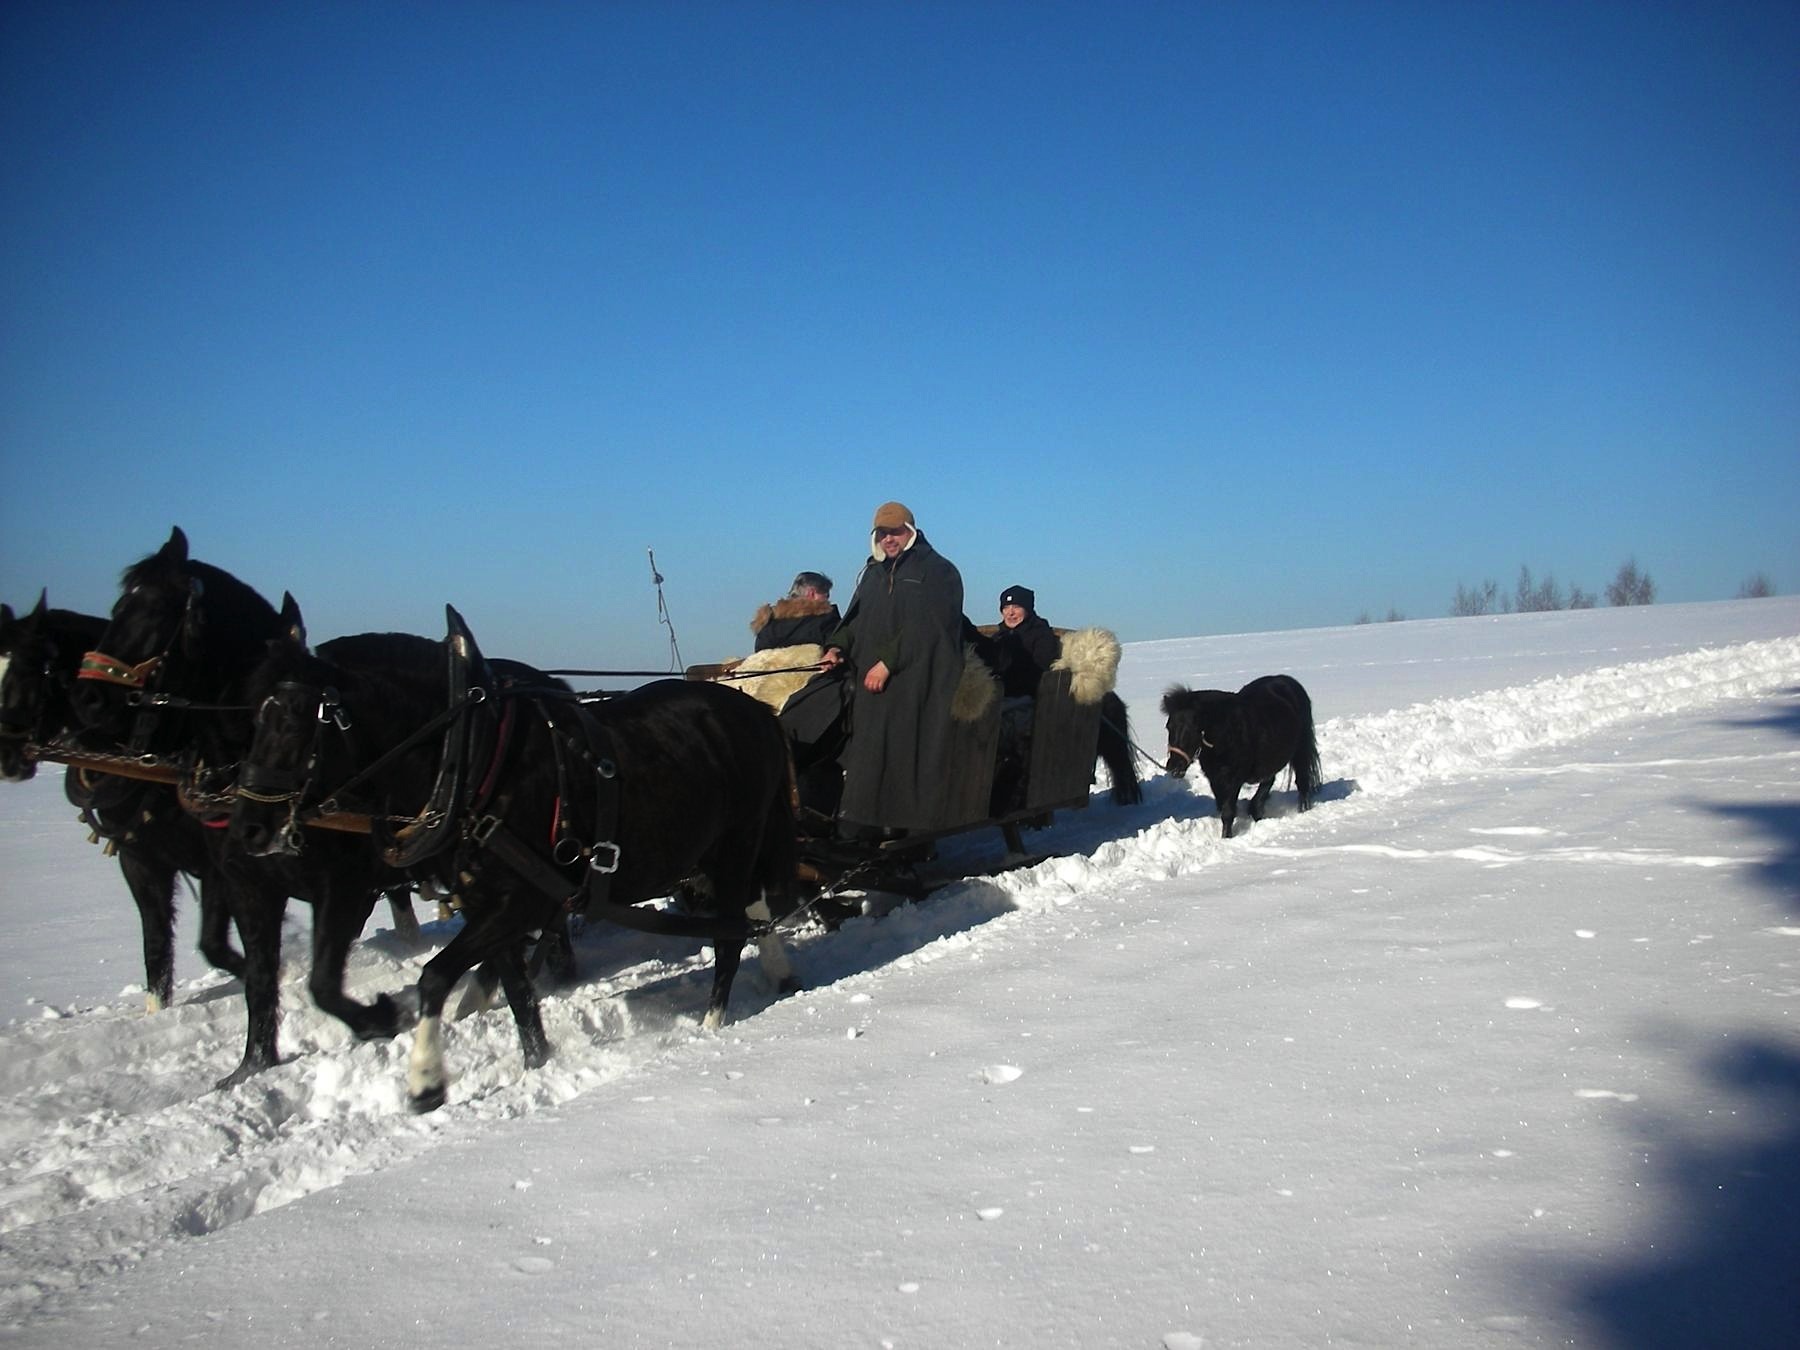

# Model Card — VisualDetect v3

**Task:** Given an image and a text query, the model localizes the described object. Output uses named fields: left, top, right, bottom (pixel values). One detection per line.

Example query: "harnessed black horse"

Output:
left=2, top=592, right=245, bottom=1008
left=228, top=601, right=802, bottom=1112
left=70, top=528, right=425, bottom=1087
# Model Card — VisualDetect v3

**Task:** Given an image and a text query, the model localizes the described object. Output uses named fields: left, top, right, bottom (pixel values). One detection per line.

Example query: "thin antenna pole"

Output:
left=647, top=547, right=683, bottom=672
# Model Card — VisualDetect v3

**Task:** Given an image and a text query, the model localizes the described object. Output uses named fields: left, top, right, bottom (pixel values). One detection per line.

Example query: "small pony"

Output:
left=1162, top=674, right=1321, bottom=838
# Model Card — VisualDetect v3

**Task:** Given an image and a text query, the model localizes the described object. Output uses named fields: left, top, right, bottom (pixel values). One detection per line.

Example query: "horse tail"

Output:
left=756, top=716, right=802, bottom=912
left=1097, top=690, right=1142, bottom=806
left=1291, top=685, right=1321, bottom=811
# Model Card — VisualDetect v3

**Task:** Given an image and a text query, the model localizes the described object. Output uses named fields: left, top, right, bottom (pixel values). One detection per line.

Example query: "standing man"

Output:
left=820, top=501, right=964, bottom=833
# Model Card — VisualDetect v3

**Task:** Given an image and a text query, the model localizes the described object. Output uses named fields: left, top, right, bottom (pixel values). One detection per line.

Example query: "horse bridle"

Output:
left=1164, top=731, right=1213, bottom=770
left=76, top=577, right=205, bottom=751
left=234, top=681, right=353, bottom=852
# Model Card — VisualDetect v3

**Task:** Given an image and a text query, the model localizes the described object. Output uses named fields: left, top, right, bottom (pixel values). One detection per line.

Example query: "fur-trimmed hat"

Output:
left=869, top=501, right=919, bottom=560
left=872, top=501, right=915, bottom=531
left=999, top=585, right=1035, bottom=613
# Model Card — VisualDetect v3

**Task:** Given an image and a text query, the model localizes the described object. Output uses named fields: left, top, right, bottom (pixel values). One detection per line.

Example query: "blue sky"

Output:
left=3, top=1, right=1795, bottom=671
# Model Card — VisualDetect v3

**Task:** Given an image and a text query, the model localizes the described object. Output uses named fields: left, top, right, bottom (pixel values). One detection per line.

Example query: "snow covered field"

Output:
left=2, top=598, right=1796, bottom=1348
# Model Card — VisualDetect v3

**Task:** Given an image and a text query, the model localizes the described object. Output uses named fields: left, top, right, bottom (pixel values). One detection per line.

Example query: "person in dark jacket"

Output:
left=751, top=571, right=840, bottom=651
left=984, top=584, right=1062, bottom=698
left=819, top=501, right=964, bottom=833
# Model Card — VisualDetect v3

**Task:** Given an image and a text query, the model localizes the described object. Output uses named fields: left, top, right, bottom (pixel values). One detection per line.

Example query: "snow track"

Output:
left=1, top=631, right=1796, bottom=1322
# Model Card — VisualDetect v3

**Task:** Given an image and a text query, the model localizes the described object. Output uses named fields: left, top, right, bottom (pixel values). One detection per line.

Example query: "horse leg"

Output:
left=1210, top=774, right=1241, bottom=838
left=117, top=850, right=178, bottom=1013
left=409, top=906, right=525, bottom=1112
left=748, top=896, right=798, bottom=997
left=385, top=888, right=424, bottom=947
left=702, top=935, right=746, bottom=1032
left=307, top=882, right=406, bottom=1042
left=531, top=916, right=579, bottom=991
left=217, top=881, right=286, bottom=1089
left=1246, top=776, right=1275, bottom=823
left=452, top=963, right=501, bottom=1020
left=196, top=872, right=246, bottom=980
left=491, top=941, right=551, bottom=1070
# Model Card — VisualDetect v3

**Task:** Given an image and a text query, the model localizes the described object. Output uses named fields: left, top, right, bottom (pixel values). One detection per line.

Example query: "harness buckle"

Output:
left=588, top=841, right=622, bottom=875
left=471, top=813, right=501, bottom=846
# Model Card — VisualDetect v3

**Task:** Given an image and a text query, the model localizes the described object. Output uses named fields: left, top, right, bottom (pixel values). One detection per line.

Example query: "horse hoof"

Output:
left=214, top=1056, right=274, bottom=1091
left=356, top=992, right=418, bottom=1040
left=776, top=975, right=803, bottom=998
left=408, top=1085, right=448, bottom=1114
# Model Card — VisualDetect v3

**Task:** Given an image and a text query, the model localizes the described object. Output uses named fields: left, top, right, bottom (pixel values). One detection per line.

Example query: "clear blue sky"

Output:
left=3, top=1, right=1796, bottom=671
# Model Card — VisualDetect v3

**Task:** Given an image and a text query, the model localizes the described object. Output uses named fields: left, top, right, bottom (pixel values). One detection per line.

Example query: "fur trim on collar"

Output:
left=750, top=596, right=836, bottom=634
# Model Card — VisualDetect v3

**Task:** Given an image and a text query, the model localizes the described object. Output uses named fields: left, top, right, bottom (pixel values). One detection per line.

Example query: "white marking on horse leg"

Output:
left=451, top=971, right=497, bottom=1021
left=701, top=1005, right=726, bottom=1032
left=408, top=1014, right=446, bottom=1100
left=144, top=991, right=165, bottom=1015
left=747, top=897, right=793, bottom=987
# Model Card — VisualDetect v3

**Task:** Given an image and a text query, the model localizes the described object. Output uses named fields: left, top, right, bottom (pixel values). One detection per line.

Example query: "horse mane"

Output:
left=5, top=606, right=107, bottom=656
left=1161, top=684, right=1236, bottom=716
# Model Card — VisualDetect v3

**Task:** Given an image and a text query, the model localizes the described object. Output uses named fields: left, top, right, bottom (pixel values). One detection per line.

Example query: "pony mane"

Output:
left=1161, top=684, right=1235, bottom=716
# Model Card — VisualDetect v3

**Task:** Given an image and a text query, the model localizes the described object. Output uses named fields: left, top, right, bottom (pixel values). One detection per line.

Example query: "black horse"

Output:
left=1, top=592, right=244, bottom=1008
left=229, top=602, right=802, bottom=1112
left=71, top=528, right=423, bottom=1086
left=1162, top=674, right=1321, bottom=838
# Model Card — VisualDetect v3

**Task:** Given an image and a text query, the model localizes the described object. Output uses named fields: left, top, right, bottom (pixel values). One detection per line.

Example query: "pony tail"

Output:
left=1294, top=713, right=1322, bottom=809
left=1096, top=690, right=1142, bottom=806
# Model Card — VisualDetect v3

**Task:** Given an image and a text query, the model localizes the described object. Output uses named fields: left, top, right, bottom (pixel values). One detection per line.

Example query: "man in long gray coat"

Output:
left=820, top=501, right=964, bottom=833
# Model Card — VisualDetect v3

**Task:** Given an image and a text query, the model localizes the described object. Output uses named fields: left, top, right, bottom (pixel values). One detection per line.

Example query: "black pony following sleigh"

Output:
left=1162, top=674, right=1321, bottom=838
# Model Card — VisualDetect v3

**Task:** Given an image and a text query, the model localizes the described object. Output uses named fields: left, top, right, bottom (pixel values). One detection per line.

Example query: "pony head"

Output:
left=1160, top=684, right=1233, bottom=778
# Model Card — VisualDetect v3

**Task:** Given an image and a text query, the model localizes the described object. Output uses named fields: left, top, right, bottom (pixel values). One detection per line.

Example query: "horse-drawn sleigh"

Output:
left=4, top=528, right=1144, bottom=1111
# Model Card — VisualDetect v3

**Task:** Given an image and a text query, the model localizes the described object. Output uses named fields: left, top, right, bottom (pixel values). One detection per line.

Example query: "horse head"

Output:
left=230, top=594, right=336, bottom=857
left=0, top=593, right=106, bottom=781
left=72, top=527, right=282, bottom=751
left=1160, top=684, right=1230, bottom=778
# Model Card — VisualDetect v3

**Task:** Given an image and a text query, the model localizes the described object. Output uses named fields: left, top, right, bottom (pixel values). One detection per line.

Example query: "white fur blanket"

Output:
left=1051, top=627, right=1122, bottom=705
left=723, top=643, right=824, bottom=712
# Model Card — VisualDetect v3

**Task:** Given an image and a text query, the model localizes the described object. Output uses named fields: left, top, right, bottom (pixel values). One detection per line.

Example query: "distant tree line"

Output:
left=1450, top=563, right=1603, bottom=616
left=1356, top=560, right=1778, bottom=625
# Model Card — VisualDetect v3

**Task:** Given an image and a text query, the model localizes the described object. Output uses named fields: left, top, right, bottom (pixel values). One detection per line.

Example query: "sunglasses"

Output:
left=874, top=526, right=910, bottom=539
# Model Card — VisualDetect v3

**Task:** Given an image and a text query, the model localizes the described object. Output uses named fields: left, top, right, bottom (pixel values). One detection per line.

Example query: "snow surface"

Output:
left=2, top=598, right=1797, bottom=1349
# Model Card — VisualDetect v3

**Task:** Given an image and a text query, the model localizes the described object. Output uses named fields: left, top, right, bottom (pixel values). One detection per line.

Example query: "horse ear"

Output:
left=32, top=589, right=49, bottom=619
left=1161, top=686, right=1188, bottom=716
left=159, top=526, right=190, bottom=569
left=278, top=592, right=307, bottom=647
left=0, top=603, right=13, bottom=634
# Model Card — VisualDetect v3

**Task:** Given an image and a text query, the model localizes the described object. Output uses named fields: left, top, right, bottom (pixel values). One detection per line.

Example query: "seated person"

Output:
left=751, top=571, right=840, bottom=651
left=984, top=584, right=1061, bottom=698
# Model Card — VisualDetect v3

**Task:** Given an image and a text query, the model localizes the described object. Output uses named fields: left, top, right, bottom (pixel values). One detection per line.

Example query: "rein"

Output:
left=309, top=688, right=488, bottom=818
